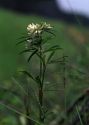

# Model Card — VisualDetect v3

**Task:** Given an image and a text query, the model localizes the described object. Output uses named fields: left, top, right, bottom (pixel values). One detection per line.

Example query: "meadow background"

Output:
left=0, top=2, right=89, bottom=124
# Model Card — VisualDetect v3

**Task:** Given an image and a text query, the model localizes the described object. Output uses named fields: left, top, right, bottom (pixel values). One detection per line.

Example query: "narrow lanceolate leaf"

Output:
left=36, top=53, right=45, bottom=66
left=43, top=45, right=62, bottom=53
left=47, top=51, right=55, bottom=64
left=49, top=56, right=68, bottom=64
left=48, top=57, right=63, bottom=64
left=49, top=60, right=63, bottom=64
left=16, top=39, right=26, bottom=45
left=28, top=50, right=38, bottom=62
left=18, top=35, right=30, bottom=40
left=19, top=49, right=34, bottom=55
left=21, top=71, right=36, bottom=82
left=44, top=29, right=56, bottom=36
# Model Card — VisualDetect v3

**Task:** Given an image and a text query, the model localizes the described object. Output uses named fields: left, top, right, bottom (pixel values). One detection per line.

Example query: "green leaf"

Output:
left=28, top=50, right=38, bottom=62
left=18, top=35, right=30, bottom=39
left=49, top=56, right=68, bottom=64
left=47, top=51, right=55, bottom=64
left=19, top=48, right=34, bottom=54
left=21, top=71, right=36, bottom=82
left=44, top=29, right=56, bottom=36
left=16, top=39, right=26, bottom=45
left=16, top=35, right=33, bottom=45
left=49, top=60, right=62, bottom=64
left=36, top=53, right=45, bottom=66
left=43, top=45, right=62, bottom=53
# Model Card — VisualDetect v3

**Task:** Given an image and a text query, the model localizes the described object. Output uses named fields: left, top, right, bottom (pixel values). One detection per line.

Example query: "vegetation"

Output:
left=0, top=9, right=89, bottom=125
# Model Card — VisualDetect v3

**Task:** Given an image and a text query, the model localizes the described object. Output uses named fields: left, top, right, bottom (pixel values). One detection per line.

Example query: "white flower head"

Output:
left=27, top=22, right=52, bottom=36
left=27, top=23, right=42, bottom=35
left=42, top=22, right=53, bottom=29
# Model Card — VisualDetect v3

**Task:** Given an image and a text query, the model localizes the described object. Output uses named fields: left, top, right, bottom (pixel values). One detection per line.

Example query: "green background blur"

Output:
left=1, top=9, right=89, bottom=80
left=0, top=8, right=89, bottom=125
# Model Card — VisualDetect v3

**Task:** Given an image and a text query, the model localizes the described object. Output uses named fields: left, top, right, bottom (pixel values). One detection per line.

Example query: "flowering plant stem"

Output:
left=18, top=22, right=62, bottom=125
left=39, top=45, right=44, bottom=123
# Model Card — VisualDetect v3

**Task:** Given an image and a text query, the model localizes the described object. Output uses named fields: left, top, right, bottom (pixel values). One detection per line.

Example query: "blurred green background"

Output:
left=0, top=7, right=89, bottom=125
left=1, top=9, right=89, bottom=80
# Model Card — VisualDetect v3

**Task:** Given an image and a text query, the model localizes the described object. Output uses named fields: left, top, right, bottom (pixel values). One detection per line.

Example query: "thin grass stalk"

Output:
left=62, top=56, right=68, bottom=124
left=26, top=82, right=34, bottom=125
left=76, top=106, right=84, bottom=125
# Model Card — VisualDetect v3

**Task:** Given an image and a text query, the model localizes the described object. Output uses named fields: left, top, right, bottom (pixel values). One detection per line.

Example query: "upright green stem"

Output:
left=39, top=46, right=42, bottom=83
left=39, top=44, right=44, bottom=123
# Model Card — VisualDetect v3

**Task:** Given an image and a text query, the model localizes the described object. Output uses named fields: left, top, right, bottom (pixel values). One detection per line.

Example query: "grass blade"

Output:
left=76, top=105, right=84, bottom=125
left=28, top=50, right=38, bottom=62
left=0, top=101, right=41, bottom=125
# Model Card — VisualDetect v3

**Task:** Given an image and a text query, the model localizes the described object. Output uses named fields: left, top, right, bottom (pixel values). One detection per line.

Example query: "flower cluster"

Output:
left=27, top=22, right=52, bottom=36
